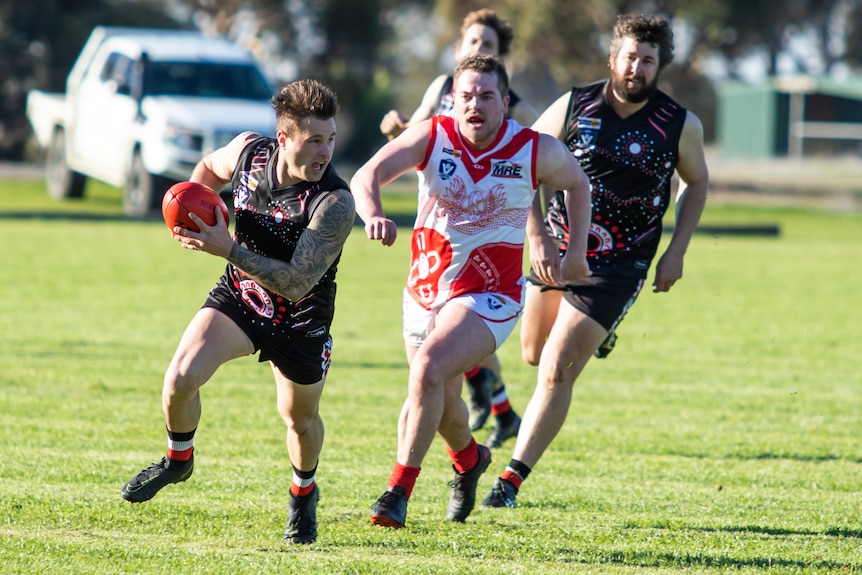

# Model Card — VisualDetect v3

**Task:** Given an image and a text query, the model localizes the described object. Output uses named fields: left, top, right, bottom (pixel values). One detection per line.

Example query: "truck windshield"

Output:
left=144, top=61, right=273, bottom=100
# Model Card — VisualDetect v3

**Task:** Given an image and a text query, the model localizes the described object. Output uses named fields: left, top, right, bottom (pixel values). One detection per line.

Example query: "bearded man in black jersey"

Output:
left=120, top=79, right=355, bottom=545
left=482, top=14, right=710, bottom=509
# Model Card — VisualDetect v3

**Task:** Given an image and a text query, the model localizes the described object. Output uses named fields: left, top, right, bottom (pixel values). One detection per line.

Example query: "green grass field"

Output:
left=1, top=175, right=861, bottom=574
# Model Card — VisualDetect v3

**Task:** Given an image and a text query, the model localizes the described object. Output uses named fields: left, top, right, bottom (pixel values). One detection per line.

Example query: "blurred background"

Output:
left=5, top=0, right=862, bottom=165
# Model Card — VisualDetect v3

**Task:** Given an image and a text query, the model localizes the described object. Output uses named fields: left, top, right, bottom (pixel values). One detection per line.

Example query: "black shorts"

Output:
left=203, top=282, right=332, bottom=384
left=526, top=272, right=644, bottom=333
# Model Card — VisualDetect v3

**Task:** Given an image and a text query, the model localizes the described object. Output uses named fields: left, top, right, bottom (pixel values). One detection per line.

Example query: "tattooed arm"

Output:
left=227, top=189, right=356, bottom=301
left=180, top=188, right=355, bottom=302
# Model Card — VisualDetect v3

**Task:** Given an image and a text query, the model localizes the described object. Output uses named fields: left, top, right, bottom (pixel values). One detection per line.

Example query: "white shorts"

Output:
left=402, top=288, right=523, bottom=349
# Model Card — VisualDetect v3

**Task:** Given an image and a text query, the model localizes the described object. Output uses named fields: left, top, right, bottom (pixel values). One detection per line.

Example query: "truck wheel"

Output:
left=124, top=151, right=170, bottom=217
left=46, top=127, right=87, bottom=200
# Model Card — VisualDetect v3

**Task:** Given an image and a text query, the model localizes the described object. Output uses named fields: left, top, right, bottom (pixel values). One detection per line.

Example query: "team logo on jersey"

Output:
left=236, top=174, right=260, bottom=209
left=238, top=279, right=275, bottom=319
left=491, top=160, right=523, bottom=179
left=442, top=147, right=461, bottom=158
left=576, top=116, right=600, bottom=148
left=438, top=158, right=457, bottom=180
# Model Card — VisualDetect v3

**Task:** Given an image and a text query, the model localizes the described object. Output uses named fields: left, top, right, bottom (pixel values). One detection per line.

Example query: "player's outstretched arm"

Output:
left=653, top=111, right=709, bottom=293
left=350, top=120, right=432, bottom=246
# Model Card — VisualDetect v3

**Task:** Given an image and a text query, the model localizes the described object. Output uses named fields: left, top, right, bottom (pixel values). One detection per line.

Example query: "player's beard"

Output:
left=611, top=72, right=658, bottom=104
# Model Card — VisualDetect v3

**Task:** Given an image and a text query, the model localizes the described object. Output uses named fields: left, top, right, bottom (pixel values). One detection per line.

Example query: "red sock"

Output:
left=447, top=437, right=479, bottom=474
left=166, top=429, right=195, bottom=461
left=501, top=469, right=523, bottom=490
left=290, top=465, right=317, bottom=497
left=167, top=446, right=193, bottom=461
left=491, top=397, right=511, bottom=416
left=464, top=365, right=481, bottom=379
left=389, top=462, right=421, bottom=499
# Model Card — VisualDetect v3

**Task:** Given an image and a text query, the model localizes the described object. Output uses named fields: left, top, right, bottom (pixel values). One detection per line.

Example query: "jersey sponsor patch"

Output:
left=577, top=116, right=602, bottom=130
left=490, top=160, right=523, bottom=179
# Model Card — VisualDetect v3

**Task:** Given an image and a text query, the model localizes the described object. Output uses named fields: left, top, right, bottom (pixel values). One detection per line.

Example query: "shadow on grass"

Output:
left=655, top=448, right=854, bottom=464
left=698, top=523, right=862, bottom=539
left=0, top=211, right=138, bottom=222
left=584, top=549, right=855, bottom=571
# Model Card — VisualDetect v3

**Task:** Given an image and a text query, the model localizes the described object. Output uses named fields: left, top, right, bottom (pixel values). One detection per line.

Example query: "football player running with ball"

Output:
left=351, top=53, right=592, bottom=528
left=121, top=79, right=355, bottom=546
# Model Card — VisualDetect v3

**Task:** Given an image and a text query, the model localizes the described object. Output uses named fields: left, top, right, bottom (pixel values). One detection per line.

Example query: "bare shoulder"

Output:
left=309, top=188, right=356, bottom=235
left=681, top=110, right=705, bottom=141
left=677, top=111, right=709, bottom=184
left=323, top=187, right=356, bottom=210
left=222, top=131, right=263, bottom=162
left=230, top=131, right=263, bottom=150
left=531, top=92, right=571, bottom=139
left=536, top=132, right=569, bottom=163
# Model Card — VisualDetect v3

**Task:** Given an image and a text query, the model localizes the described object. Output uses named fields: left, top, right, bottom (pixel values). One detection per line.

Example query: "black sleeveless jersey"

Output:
left=215, top=136, right=348, bottom=338
left=547, top=80, right=687, bottom=277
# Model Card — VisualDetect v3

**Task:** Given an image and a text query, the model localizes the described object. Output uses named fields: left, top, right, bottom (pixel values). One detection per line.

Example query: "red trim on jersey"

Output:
left=417, top=116, right=440, bottom=172
left=437, top=117, right=538, bottom=185
left=530, top=135, right=539, bottom=190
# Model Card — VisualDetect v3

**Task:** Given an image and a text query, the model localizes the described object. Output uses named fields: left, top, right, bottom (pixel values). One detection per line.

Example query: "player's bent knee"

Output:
left=521, top=347, right=541, bottom=367
left=282, top=413, right=318, bottom=436
left=163, top=367, right=206, bottom=400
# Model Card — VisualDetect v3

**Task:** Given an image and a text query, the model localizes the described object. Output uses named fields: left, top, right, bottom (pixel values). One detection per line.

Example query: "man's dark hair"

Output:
left=460, top=9, right=514, bottom=58
left=610, top=14, right=675, bottom=70
left=272, top=79, right=339, bottom=135
left=453, top=53, right=510, bottom=97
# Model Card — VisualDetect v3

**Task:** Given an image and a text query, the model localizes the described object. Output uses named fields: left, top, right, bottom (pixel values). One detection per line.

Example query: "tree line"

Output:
left=3, top=0, right=861, bottom=163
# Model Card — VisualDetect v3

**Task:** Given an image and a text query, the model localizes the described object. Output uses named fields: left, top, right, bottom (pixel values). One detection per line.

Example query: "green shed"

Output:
left=716, top=76, right=862, bottom=158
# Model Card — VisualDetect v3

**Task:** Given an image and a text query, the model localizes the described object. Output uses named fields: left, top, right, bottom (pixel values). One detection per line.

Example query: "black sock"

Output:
left=496, top=406, right=518, bottom=427
left=508, top=459, right=532, bottom=482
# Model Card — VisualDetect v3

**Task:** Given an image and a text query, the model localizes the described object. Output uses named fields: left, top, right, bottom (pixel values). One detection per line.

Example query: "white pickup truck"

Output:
left=26, top=26, right=276, bottom=216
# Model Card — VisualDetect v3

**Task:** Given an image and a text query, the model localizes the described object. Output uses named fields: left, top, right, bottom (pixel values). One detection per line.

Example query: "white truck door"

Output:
left=71, top=51, right=139, bottom=186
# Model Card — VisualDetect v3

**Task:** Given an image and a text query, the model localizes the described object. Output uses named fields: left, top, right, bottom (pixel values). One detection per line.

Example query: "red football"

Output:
left=161, top=181, right=230, bottom=233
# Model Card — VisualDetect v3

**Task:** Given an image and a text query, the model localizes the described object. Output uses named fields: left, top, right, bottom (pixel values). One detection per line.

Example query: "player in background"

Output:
left=352, top=53, right=592, bottom=528
left=380, top=8, right=540, bottom=448
left=482, top=14, right=709, bottom=509
left=120, top=79, right=356, bottom=546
